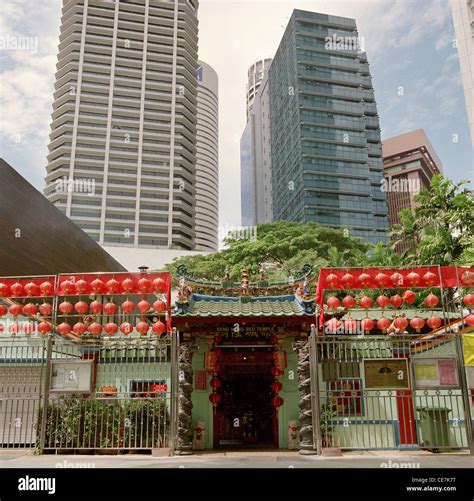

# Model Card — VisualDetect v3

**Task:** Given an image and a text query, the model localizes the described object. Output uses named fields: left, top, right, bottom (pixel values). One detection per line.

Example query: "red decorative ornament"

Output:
left=209, top=393, right=222, bottom=405
left=9, top=303, right=23, bottom=316
left=60, top=280, right=75, bottom=295
left=152, top=320, right=167, bottom=336
left=463, top=294, right=474, bottom=307
left=73, top=322, right=87, bottom=336
left=90, top=278, right=105, bottom=294
left=357, top=273, right=372, bottom=288
left=57, top=322, right=71, bottom=335
left=89, top=301, right=103, bottom=314
left=121, top=300, right=135, bottom=313
left=104, top=322, right=118, bottom=335
left=0, top=282, right=10, bottom=297
left=393, top=317, right=408, bottom=330
left=137, top=277, right=152, bottom=293
left=153, top=299, right=167, bottom=312
left=10, top=282, right=24, bottom=297
left=406, top=272, right=421, bottom=287
left=342, top=295, right=356, bottom=309
left=22, top=322, right=35, bottom=335
left=40, top=281, right=54, bottom=296
left=326, top=296, right=340, bottom=309
left=0, top=304, right=8, bottom=316
left=374, top=273, right=390, bottom=288
left=410, top=317, right=425, bottom=332
left=424, top=293, right=439, bottom=308
left=341, top=273, right=355, bottom=288
left=135, top=321, right=149, bottom=335
left=402, top=290, right=417, bottom=305
left=465, top=314, right=474, bottom=326
left=121, top=278, right=135, bottom=293
left=152, top=277, right=166, bottom=293
left=325, top=317, right=341, bottom=334
left=272, top=396, right=284, bottom=408
left=390, top=272, right=404, bottom=287
left=427, top=316, right=442, bottom=329
left=23, top=303, right=38, bottom=316
left=39, top=303, right=52, bottom=316
left=377, top=317, right=391, bottom=332
left=104, top=302, right=117, bottom=315
left=344, top=318, right=358, bottom=334
left=59, top=301, right=73, bottom=314
left=210, top=378, right=222, bottom=389
left=271, top=366, right=284, bottom=377
left=376, top=295, right=390, bottom=308
left=38, top=321, right=52, bottom=334
left=137, top=300, right=151, bottom=313
left=24, top=282, right=40, bottom=297
left=74, top=301, right=88, bottom=314
left=106, top=278, right=120, bottom=294
left=74, top=279, right=89, bottom=295
left=326, top=273, right=339, bottom=289
left=423, top=271, right=438, bottom=287
left=359, top=296, right=373, bottom=309
left=271, top=381, right=283, bottom=392
left=390, top=294, right=403, bottom=308
left=361, top=318, right=375, bottom=332
left=461, top=270, right=474, bottom=286
left=120, top=322, right=134, bottom=335
left=88, top=322, right=102, bottom=336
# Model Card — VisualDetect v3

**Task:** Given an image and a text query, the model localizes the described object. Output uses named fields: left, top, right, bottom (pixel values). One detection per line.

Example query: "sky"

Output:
left=1, top=0, right=473, bottom=235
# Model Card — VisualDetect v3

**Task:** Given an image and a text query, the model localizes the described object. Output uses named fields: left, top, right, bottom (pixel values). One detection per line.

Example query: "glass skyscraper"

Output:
left=269, top=10, right=389, bottom=244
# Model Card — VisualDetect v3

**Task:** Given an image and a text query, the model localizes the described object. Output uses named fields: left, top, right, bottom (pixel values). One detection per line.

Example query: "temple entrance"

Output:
left=213, top=349, right=278, bottom=448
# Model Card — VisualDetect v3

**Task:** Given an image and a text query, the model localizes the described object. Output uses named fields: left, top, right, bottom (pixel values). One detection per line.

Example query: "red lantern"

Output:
left=24, top=282, right=40, bottom=297
left=424, top=293, right=439, bottom=308
left=344, top=318, right=358, bottom=334
left=120, top=322, right=134, bottom=335
left=402, top=290, right=416, bottom=305
left=136, top=321, right=149, bottom=335
left=271, top=366, right=284, bottom=377
left=10, top=282, right=24, bottom=297
left=341, top=273, right=355, bottom=288
left=90, top=278, right=105, bottom=294
left=57, top=322, right=71, bottom=335
left=121, top=278, right=135, bottom=293
left=74, top=301, right=88, bottom=314
left=60, top=280, right=75, bottom=295
left=359, top=296, right=373, bottom=309
left=393, top=317, right=408, bottom=331
left=406, top=272, right=420, bottom=287
left=326, top=273, right=339, bottom=289
left=104, top=302, right=117, bottom=315
left=137, top=300, right=151, bottom=313
left=152, top=320, right=167, bottom=336
left=0, top=304, right=8, bottom=316
left=377, top=317, right=391, bottom=332
left=40, top=281, right=54, bottom=296
left=152, top=277, right=166, bottom=293
left=9, top=303, right=23, bottom=317
left=465, top=314, right=474, bottom=326
left=427, top=316, right=442, bottom=329
left=461, top=270, right=474, bottom=286
left=74, top=279, right=89, bottom=295
left=374, top=272, right=390, bottom=288
left=390, top=294, right=403, bottom=308
left=357, top=273, right=372, bottom=288
left=271, top=381, right=283, bottom=392
left=59, top=301, right=73, bottom=314
left=121, top=300, right=135, bottom=313
left=39, top=303, right=52, bottom=316
left=38, top=321, right=52, bottom=334
left=0, top=283, right=10, bottom=297
left=137, top=277, right=152, bottom=293
left=89, top=301, right=103, bottom=314
left=209, top=393, right=222, bottom=405
left=463, top=294, right=474, bottom=307
left=73, top=322, right=87, bottom=336
left=22, top=322, right=35, bottom=335
left=410, top=317, right=425, bottom=332
left=106, top=278, right=120, bottom=294
left=361, top=318, right=375, bottom=332
left=342, top=295, right=356, bottom=309
left=422, top=271, right=438, bottom=287
left=326, top=296, right=340, bottom=309
left=272, top=396, right=284, bottom=408
left=390, top=272, right=404, bottom=287
left=153, top=299, right=167, bottom=312
left=210, top=377, right=222, bottom=389
left=23, top=303, right=38, bottom=316
left=88, top=322, right=102, bottom=336
left=376, top=295, right=390, bottom=308
left=325, top=317, right=341, bottom=334
left=104, top=322, right=118, bottom=335
left=9, top=322, right=20, bottom=335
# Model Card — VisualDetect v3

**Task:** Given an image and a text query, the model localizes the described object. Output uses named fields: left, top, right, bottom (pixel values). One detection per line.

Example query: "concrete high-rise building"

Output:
left=44, top=0, right=199, bottom=250
left=450, top=0, right=474, bottom=143
left=246, top=58, right=272, bottom=120
left=382, top=129, right=443, bottom=227
left=195, top=61, right=219, bottom=251
left=269, top=10, right=389, bottom=244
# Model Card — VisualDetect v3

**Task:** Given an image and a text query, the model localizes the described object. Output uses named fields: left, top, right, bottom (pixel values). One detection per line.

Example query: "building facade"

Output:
left=382, top=129, right=443, bottom=228
left=268, top=10, right=389, bottom=245
left=195, top=61, right=219, bottom=251
left=246, top=58, right=272, bottom=120
left=450, top=0, right=474, bottom=144
left=44, top=0, right=199, bottom=250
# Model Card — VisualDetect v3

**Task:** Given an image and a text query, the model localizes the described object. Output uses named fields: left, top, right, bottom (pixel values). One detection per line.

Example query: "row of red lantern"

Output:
left=57, top=298, right=167, bottom=315
left=56, top=319, right=167, bottom=336
left=58, top=277, right=167, bottom=296
left=0, top=302, right=52, bottom=317
left=325, top=292, right=443, bottom=310
left=0, top=281, right=54, bottom=298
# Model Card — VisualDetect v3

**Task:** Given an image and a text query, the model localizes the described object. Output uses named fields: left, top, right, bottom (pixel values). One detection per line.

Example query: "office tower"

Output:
left=450, top=0, right=474, bottom=143
left=195, top=61, right=219, bottom=251
left=269, top=10, right=389, bottom=244
left=382, top=129, right=443, bottom=227
left=44, top=0, right=199, bottom=250
left=246, top=58, right=272, bottom=120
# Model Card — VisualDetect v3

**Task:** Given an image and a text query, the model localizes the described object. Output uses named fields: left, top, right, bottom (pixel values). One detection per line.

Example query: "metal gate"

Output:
left=310, top=333, right=473, bottom=452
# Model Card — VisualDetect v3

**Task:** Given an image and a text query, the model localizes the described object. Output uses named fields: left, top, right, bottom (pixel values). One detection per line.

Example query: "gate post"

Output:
left=309, top=328, right=322, bottom=455
left=170, top=327, right=179, bottom=455
left=38, top=333, right=53, bottom=454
